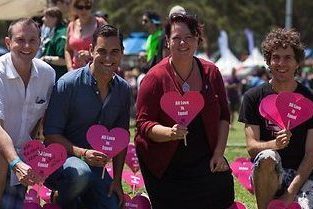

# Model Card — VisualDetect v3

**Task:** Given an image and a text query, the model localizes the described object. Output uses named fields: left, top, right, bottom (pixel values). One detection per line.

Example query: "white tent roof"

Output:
left=241, top=47, right=267, bottom=67
left=215, top=49, right=241, bottom=77
left=0, top=0, right=46, bottom=20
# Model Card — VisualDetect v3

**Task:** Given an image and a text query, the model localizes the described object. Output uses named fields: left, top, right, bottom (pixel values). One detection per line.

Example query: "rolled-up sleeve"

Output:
left=136, top=73, right=162, bottom=137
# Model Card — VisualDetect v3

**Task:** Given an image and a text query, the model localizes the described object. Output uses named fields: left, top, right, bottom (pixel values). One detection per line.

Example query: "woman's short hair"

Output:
left=165, top=13, right=202, bottom=41
left=44, top=7, right=64, bottom=26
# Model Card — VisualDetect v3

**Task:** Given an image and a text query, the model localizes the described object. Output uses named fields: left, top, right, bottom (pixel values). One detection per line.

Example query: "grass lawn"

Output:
left=127, top=116, right=258, bottom=208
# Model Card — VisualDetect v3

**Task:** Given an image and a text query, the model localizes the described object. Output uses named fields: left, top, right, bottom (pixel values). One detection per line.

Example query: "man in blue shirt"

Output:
left=44, top=25, right=131, bottom=209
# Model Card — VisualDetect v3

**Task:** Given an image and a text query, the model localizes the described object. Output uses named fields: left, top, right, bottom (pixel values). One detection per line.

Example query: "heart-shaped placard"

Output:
left=122, top=170, right=145, bottom=189
left=124, top=194, right=151, bottom=209
left=230, top=158, right=254, bottom=194
left=42, top=203, right=62, bottom=209
left=160, top=91, right=204, bottom=126
left=228, top=201, right=247, bottom=209
left=32, top=184, right=52, bottom=203
left=259, top=94, right=284, bottom=128
left=125, top=144, right=140, bottom=174
left=23, top=202, right=41, bottom=209
left=276, top=92, right=313, bottom=130
left=24, top=189, right=40, bottom=204
left=86, top=125, right=130, bottom=158
left=22, top=141, right=67, bottom=178
left=267, top=200, right=301, bottom=209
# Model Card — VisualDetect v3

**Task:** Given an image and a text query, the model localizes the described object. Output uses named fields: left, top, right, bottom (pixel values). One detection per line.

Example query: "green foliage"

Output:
left=95, top=0, right=313, bottom=57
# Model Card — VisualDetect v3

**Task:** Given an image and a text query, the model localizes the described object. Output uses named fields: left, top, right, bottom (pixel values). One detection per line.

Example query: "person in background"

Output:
left=135, top=13, right=234, bottom=209
left=65, top=0, right=107, bottom=70
left=44, top=24, right=131, bottom=209
left=94, top=10, right=109, bottom=23
left=238, top=28, right=313, bottom=209
left=225, top=68, right=241, bottom=129
left=0, top=18, right=55, bottom=209
left=41, top=7, right=68, bottom=81
left=141, top=11, right=163, bottom=69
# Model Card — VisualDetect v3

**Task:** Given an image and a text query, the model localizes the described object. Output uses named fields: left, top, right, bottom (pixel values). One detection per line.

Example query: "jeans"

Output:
left=45, top=156, right=119, bottom=209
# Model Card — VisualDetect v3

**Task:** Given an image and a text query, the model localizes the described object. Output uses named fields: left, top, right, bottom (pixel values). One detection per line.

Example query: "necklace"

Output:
left=171, top=60, right=193, bottom=93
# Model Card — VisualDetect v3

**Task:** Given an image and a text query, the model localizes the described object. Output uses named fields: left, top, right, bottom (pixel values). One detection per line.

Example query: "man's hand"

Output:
left=83, top=149, right=110, bottom=167
left=169, top=124, right=188, bottom=141
left=13, top=161, right=44, bottom=186
left=275, top=129, right=292, bottom=150
left=108, top=179, right=124, bottom=208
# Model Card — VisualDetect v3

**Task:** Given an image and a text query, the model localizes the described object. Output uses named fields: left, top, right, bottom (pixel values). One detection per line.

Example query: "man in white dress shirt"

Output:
left=0, top=18, right=55, bottom=209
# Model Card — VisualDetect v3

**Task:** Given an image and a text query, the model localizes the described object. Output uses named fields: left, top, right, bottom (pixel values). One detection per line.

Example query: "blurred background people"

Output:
left=41, top=7, right=67, bottom=81
left=65, top=0, right=107, bottom=70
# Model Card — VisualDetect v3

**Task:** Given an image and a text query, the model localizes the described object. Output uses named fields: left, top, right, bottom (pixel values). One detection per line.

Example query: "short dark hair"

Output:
left=165, top=13, right=202, bottom=41
left=143, top=11, right=161, bottom=25
left=7, top=18, right=40, bottom=39
left=262, top=28, right=305, bottom=64
left=44, top=7, right=64, bottom=26
left=92, top=25, right=124, bottom=50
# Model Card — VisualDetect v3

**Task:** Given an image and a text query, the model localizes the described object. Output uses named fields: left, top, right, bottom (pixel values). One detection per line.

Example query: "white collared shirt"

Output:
left=0, top=53, right=55, bottom=185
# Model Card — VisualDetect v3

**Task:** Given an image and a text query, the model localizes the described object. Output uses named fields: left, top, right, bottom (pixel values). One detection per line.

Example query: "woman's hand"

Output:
left=169, top=124, right=188, bottom=141
left=210, top=154, right=229, bottom=173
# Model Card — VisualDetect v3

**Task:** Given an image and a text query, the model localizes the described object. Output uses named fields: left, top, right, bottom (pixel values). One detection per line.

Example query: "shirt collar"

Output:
left=83, top=64, right=117, bottom=87
left=5, top=53, right=39, bottom=79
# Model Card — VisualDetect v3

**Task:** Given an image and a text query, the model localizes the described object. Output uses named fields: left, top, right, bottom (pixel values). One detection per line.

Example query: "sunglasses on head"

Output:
left=74, top=4, right=92, bottom=10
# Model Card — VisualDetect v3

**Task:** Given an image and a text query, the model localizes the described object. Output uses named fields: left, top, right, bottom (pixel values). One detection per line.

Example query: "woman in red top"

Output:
left=65, top=0, right=107, bottom=70
left=135, top=13, right=234, bottom=209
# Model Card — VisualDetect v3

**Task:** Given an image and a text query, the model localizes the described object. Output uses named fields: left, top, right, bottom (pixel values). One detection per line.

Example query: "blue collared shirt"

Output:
left=44, top=65, right=131, bottom=149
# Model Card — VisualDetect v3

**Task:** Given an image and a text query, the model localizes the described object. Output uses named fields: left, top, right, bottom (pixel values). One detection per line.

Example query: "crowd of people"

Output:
left=0, top=1, right=312, bottom=209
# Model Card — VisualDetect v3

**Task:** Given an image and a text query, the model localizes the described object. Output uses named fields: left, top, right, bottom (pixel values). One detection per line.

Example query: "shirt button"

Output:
left=94, top=81, right=97, bottom=85
left=96, top=91, right=99, bottom=94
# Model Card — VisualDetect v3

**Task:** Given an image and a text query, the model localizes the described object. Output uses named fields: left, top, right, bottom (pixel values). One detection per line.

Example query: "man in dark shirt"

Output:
left=239, top=28, right=313, bottom=209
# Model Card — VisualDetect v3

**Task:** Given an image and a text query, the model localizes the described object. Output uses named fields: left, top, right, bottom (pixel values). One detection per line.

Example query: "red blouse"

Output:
left=135, top=56, right=230, bottom=178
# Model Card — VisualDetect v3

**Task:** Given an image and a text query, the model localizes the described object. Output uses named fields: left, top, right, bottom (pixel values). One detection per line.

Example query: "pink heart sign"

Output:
left=267, top=200, right=301, bottom=209
left=276, top=92, right=313, bottom=130
left=259, top=94, right=284, bottom=128
left=123, top=170, right=145, bottom=189
left=125, top=144, right=140, bottom=173
left=228, top=201, right=247, bottom=209
left=32, top=184, right=52, bottom=203
left=124, top=194, right=151, bottom=209
left=24, top=189, right=40, bottom=204
left=160, top=91, right=204, bottom=126
left=42, top=203, right=61, bottom=209
left=23, top=202, right=41, bottom=209
left=230, top=158, right=254, bottom=194
left=86, top=125, right=130, bottom=158
left=22, top=141, right=67, bottom=178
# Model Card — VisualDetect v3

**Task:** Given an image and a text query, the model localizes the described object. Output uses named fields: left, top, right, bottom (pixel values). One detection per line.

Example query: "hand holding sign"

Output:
left=86, top=125, right=129, bottom=178
left=22, top=140, right=67, bottom=178
left=259, top=92, right=313, bottom=130
left=160, top=91, right=204, bottom=146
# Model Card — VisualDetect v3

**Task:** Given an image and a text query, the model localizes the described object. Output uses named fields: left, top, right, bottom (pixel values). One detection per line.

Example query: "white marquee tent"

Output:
left=0, top=0, right=46, bottom=20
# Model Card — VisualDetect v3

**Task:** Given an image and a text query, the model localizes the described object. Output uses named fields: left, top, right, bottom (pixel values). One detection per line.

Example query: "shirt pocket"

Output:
left=31, top=101, right=48, bottom=121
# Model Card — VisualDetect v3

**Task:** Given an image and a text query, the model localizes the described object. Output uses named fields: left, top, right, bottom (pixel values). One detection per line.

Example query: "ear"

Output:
left=4, top=37, right=10, bottom=51
left=89, top=43, right=94, bottom=55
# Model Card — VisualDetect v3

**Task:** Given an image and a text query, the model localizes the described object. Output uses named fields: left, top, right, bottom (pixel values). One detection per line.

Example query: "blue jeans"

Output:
left=45, top=157, right=119, bottom=209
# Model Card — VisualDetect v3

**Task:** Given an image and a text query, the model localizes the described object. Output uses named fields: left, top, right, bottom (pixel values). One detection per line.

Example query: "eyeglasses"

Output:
left=142, top=19, right=149, bottom=25
left=74, top=4, right=92, bottom=10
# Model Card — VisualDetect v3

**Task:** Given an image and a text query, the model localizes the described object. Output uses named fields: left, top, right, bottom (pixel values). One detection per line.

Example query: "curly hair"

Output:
left=261, top=28, right=304, bottom=65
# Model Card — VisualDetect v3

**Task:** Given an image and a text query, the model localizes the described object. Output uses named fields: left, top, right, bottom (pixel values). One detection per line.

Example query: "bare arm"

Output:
left=245, top=124, right=290, bottom=158
left=210, top=120, right=230, bottom=172
left=280, top=129, right=313, bottom=203
left=148, top=124, right=188, bottom=143
left=45, top=134, right=109, bottom=167
left=42, top=56, right=66, bottom=66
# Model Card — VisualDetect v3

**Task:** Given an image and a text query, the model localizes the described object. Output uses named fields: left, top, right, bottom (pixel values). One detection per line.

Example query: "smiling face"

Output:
left=168, top=22, right=198, bottom=61
left=5, top=22, right=40, bottom=65
left=90, top=35, right=123, bottom=78
left=269, top=46, right=299, bottom=83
